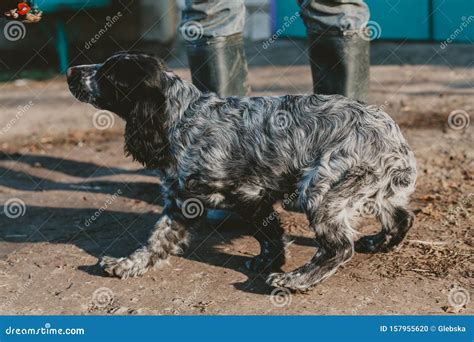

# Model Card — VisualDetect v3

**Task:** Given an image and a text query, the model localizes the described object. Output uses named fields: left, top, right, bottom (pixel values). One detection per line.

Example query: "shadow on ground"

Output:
left=0, top=153, right=315, bottom=295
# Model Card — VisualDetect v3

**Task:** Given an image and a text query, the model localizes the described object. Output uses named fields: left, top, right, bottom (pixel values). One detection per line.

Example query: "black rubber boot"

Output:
left=185, top=33, right=250, bottom=97
left=309, top=32, right=369, bottom=102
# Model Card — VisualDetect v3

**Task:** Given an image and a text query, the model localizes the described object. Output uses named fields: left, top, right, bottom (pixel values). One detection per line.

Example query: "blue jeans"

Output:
left=180, top=0, right=369, bottom=38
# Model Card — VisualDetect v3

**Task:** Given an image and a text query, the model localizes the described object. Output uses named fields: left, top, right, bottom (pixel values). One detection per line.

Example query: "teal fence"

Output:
left=33, top=0, right=112, bottom=73
left=35, top=0, right=111, bottom=12
left=274, top=0, right=474, bottom=42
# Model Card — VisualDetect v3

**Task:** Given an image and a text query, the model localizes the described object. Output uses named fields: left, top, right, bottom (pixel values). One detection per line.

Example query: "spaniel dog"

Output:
left=67, top=52, right=416, bottom=291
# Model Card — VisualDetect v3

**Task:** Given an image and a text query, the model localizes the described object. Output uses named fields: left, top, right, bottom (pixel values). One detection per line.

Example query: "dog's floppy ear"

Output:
left=124, top=92, right=172, bottom=169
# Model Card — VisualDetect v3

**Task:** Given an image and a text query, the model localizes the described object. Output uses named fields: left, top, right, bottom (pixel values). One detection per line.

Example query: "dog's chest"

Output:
left=162, top=167, right=268, bottom=209
left=161, top=167, right=231, bottom=208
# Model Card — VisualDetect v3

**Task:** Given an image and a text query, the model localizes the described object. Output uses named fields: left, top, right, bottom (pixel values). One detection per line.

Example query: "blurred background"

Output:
left=0, top=0, right=472, bottom=138
left=0, top=0, right=473, bottom=78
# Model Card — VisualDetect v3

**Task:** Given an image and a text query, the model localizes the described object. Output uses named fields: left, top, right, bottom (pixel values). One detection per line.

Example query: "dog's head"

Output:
left=67, top=52, right=185, bottom=168
left=67, top=52, right=168, bottom=120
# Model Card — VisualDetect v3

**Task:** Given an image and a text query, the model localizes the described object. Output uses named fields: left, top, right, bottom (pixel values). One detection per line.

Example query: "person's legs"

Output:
left=298, top=0, right=370, bottom=101
left=179, top=0, right=250, bottom=97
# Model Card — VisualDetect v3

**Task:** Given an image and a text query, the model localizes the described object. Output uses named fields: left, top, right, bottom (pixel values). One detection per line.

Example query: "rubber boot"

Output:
left=185, top=33, right=250, bottom=97
left=309, top=32, right=369, bottom=102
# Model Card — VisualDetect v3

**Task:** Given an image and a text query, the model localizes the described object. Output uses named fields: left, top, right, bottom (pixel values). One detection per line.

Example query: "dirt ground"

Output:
left=0, top=41, right=472, bottom=315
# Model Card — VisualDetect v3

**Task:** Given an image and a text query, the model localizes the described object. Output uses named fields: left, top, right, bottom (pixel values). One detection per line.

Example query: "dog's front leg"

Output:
left=100, top=203, right=189, bottom=279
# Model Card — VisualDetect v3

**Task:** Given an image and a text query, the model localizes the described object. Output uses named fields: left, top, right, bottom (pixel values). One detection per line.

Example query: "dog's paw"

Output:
left=355, top=234, right=388, bottom=254
left=354, top=236, right=379, bottom=253
left=100, top=255, right=150, bottom=279
left=266, top=272, right=311, bottom=291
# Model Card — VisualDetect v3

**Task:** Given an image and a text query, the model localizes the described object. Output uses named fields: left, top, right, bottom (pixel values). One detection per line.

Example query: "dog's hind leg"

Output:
left=101, top=213, right=189, bottom=279
left=267, top=215, right=354, bottom=291
left=355, top=165, right=416, bottom=253
left=355, top=202, right=414, bottom=253
left=242, top=202, right=286, bottom=272
left=267, top=187, right=356, bottom=291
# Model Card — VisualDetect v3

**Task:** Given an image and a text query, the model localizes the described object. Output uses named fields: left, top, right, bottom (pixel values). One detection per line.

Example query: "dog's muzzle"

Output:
left=67, top=64, right=100, bottom=103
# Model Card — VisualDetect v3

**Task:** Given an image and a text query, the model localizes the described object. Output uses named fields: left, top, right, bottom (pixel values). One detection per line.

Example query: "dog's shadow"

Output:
left=1, top=205, right=304, bottom=295
left=0, top=153, right=311, bottom=295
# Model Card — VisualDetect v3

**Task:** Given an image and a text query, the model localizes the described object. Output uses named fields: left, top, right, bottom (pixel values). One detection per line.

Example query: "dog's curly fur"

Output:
left=67, top=52, right=416, bottom=290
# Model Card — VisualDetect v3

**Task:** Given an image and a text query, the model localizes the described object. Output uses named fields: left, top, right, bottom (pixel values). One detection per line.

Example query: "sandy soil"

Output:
left=0, top=42, right=472, bottom=315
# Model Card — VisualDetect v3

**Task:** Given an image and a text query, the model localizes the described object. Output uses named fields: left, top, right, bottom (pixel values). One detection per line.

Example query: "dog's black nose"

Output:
left=67, top=66, right=84, bottom=79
